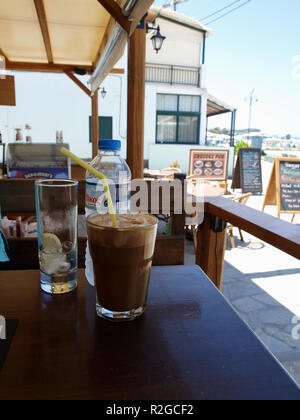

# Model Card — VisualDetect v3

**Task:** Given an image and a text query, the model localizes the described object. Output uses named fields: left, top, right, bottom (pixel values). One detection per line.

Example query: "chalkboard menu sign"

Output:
left=279, top=160, right=300, bottom=212
left=263, top=157, right=300, bottom=218
left=232, top=148, right=263, bottom=194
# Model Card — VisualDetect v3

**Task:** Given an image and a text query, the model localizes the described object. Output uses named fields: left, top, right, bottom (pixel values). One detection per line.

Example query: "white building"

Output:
left=0, top=7, right=236, bottom=175
left=144, top=8, right=236, bottom=174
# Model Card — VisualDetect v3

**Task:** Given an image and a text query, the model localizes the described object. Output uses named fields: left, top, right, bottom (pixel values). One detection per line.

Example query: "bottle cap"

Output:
left=98, top=139, right=121, bottom=151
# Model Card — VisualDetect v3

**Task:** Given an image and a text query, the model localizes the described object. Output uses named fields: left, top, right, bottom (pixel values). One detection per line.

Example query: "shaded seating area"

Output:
left=0, top=178, right=185, bottom=270
left=0, top=0, right=300, bottom=401
left=2, top=177, right=299, bottom=295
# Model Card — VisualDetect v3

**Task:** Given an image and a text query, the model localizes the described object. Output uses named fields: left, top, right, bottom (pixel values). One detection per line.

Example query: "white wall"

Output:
left=0, top=55, right=128, bottom=160
left=146, top=18, right=204, bottom=68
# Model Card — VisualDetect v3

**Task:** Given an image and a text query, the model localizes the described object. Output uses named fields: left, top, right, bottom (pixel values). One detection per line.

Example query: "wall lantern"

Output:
left=147, top=24, right=166, bottom=54
left=100, top=87, right=107, bottom=99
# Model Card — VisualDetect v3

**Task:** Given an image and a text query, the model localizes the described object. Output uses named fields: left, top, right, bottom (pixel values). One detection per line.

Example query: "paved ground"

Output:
left=185, top=160, right=300, bottom=387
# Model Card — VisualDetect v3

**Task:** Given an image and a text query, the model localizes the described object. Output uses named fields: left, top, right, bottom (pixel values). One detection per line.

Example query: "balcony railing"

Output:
left=146, top=63, right=201, bottom=87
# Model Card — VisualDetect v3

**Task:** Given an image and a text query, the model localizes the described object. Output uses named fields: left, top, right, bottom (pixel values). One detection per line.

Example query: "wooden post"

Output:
left=91, top=89, right=99, bottom=158
left=195, top=212, right=227, bottom=290
left=127, top=25, right=146, bottom=179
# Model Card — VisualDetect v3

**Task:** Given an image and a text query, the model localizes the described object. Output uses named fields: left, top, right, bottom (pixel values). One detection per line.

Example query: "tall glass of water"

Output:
left=35, top=180, right=78, bottom=294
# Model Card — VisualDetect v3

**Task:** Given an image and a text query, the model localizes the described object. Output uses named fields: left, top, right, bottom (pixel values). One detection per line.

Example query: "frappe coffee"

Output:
left=87, top=213, right=157, bottom=321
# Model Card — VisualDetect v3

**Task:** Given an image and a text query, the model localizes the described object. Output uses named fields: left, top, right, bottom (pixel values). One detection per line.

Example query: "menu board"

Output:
left=279, top=160, right=300, bottom=212
left=263, top=157, right=300, bottom=217
left=188, top=149, right=229, bottom=180
left=240, top=148, right=263, bottom=193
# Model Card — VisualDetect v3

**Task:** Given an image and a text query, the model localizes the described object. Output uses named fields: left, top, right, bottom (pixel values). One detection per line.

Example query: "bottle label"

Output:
left=85, top=182, right=99, bottom=212
left=85, top=181, right=130, bottom=214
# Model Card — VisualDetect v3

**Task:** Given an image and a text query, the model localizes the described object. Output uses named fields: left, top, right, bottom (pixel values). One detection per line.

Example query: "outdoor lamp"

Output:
left=147, top=24, right=166, bottom=54
left=100, top=87, right=107, bottom=98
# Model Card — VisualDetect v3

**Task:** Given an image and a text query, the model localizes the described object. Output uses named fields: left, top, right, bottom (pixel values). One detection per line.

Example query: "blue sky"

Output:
left=154, top=0, right=300, bottom=136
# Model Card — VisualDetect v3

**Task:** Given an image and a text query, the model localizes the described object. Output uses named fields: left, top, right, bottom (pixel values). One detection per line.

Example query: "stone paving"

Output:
left=185, top=160, right=300, bottom=386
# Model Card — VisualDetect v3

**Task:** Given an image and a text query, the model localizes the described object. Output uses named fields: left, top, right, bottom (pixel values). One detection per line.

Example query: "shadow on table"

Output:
left=83, top=283, right=201, bottom=399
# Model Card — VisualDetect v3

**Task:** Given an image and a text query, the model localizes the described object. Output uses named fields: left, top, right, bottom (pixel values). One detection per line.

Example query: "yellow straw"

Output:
left=60, top=147, right=117, bottom=227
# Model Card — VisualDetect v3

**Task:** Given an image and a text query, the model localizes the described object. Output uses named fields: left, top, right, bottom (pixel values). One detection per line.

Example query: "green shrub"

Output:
left=235, top=141, right=252, bottom=155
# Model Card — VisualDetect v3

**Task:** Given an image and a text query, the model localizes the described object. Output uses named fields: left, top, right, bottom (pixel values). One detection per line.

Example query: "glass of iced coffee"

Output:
left=86, top=213, right=157, bottom=322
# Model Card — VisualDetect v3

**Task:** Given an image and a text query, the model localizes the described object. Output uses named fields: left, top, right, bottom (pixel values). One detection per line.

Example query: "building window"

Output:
left=156, top=94, right=201, bottom=144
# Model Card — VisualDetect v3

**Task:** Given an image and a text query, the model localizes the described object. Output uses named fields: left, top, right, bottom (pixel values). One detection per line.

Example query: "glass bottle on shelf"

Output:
left=15, top=128, right=23, bottom=142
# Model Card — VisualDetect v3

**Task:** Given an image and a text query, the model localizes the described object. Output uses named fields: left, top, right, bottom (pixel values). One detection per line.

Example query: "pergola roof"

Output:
left=0, top=0, right=112, bottom=66
left=207, top=93, right=236, bottom=117
left=0, top=0, right=153, bottom=77
left=0, top=0, right=113, bottom=72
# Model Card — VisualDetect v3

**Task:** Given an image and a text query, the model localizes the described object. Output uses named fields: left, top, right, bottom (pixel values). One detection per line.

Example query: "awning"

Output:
left=0, top=0, right=153, bottom=77
left=0, top=0, right=112, bottom=69
left=89, top=0, right=154, bottom=93
left=207, top=93, right=236, bottom=117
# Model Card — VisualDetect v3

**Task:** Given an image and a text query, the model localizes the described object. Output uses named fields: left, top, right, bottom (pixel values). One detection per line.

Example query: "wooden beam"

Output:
left=195, top=213, right=227, bottom=290
left=146, top=10, right=157, bottom=23
left=33, top=0, right=54, bottom=64
left=94, top=0, right=123, bottom=66
left=206, top=196, right=300, bottom=261
left=64, top=71, right=91, bottom=97
left=5, top=61, right=94, bottom=74
left=109, top=67, right=125, bottom=74
left=98, top=0, right=131, bottom=34
left=0, top=48, right=9, bottom=63
left=194, top=196, right=300, bottom=289
left=5, top=61, right=124, bottom=75
left=127, top=26, right=146, bottom=179
left=91, top=90, right=99, bottom=158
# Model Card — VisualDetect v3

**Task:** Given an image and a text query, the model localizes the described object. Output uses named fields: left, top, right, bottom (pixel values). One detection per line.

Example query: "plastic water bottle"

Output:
left=85, top=139, right=131, bottom=286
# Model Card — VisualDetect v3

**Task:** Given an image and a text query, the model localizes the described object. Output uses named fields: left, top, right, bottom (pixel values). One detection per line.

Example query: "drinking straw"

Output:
left=60, top=147, right=117, bottom=227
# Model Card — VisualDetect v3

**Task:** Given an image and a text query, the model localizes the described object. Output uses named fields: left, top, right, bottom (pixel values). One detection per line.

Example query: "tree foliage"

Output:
left=235, top=141, right=252, bottom=155
left=210, top=127, right=261, bottom=136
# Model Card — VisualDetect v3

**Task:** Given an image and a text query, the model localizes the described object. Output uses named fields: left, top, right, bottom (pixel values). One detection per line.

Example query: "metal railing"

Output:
left=146, top=63, right=201, bottom=87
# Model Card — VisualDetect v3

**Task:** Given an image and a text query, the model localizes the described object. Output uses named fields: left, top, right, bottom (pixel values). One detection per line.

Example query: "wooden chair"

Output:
left=161, top=167, right=182, bottom=179
left=0, top=178, right=185, bottom=270
left=226, top=193, right=252, bottom=248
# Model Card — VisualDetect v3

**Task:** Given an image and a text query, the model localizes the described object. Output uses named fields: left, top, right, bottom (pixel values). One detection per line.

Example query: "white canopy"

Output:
left=0, top=0, right=154, bottom=79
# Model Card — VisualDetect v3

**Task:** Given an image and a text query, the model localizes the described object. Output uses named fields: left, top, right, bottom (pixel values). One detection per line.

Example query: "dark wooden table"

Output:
left=0, top=266, right=299, bottom=400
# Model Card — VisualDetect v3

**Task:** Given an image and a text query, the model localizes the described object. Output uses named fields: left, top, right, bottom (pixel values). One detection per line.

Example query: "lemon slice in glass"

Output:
left=41, top=233, right=62, bottom=250
left=40, top=233, right=69, bottom=275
